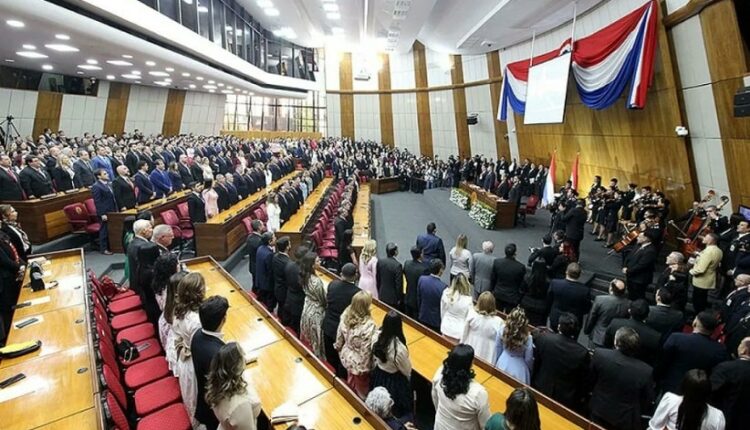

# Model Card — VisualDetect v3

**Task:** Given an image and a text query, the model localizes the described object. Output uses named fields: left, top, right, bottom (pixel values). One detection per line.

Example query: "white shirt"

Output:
left=440, top=290, right=473, bottom=339
left=213, top=372, right=262, bottom=430
left=449, top=247, right=473, bottom=277
left=648, top=392, right=725, bottom=430
left=460, top=310, right=505, bottom=363
left=432, top=366, right=491, bottom=430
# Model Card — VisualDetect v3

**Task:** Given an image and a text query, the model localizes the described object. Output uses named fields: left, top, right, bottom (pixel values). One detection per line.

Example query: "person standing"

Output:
left=323, top=263, right=360, bottom=378
left=471, top=241, right=496, bottom=301
left=266, top=193, right=281, bottom=233
left=245, top=219, right=264, bottom=292
left=171, top=273, right=206, bottom=421
left=649, top=369, right=725, bottom=430
left=187, top=181, right=207, bottom=224
left=358, top=240, right=379, bottom=299
left=491, top=244, right=527, bottom=313
left=416, top=222, right=446, bottom=265
left=689, top=233, right=724, bottom=313
left=448, top=234, right=472, bottom=283
left=584, top=279, right=630, bottom=347
left=711, top=337, right=750, bottom=430
left=417, top=259, right=448, bottom=332
left=376, top=242, right=404, bottom=309
left=202, top=180, right=220, bottom=219
left=0, top=154, right=25, bottom=200
left=19, top=155, right=54, bottom=198
left=461, top=292, right=504, bottom=363
left=335, top=291, right=379, bottom=399
left=604, top=300, right=662, bottom=366
left=205, top=343, right=262, bottom=430
left=561, top=199, right=587, bottom=260
left=404, top=246, right=429, bottom=319
left=371, top=311, right=414, bottom=419
left=282, top=245, right=307, bottom=334
left=493, top=307, right=534, bottom=384
left=191, top=296, right=229, bottom=430
left=623, top=231, right=659, bottom=301
left=272, top=236, right=291, bottom=319
left=645, top=288, right=685, bottom=341
left=0, top=227, right=23, bottom=340
left=440, top=273, right=474, bottom=341
left=0, top=205, right=31, bottom=263
left=111, top=165, right=137, bottom=211
left=254, top=232, right=276, bottom=311
left=299, top=251, right=327, bottom=360
left=148, top=159, right=172, bottom=198
left=547, top=263, right=591, bottom=335
left=91, top=168, right=117, bottom=255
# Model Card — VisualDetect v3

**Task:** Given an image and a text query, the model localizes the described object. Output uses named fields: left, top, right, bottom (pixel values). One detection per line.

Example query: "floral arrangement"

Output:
left=450, top=188, right=470, bottom=210
left=469, top=201, right=497, bottom=229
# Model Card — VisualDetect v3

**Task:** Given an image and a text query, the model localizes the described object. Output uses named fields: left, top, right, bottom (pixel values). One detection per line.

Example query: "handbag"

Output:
left=116, top=339, right=140, bottom=362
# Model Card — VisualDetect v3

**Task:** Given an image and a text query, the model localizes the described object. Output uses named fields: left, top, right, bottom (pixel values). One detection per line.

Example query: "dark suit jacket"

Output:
left=187, top=193, right=207, bottom=223
left=589, top=348, right=654, bottom=430
left=323, top=280, right=360, bottom=338
left=334, top=216, right=349, bottom=248
left=215, top=184, right=231, bottom=211
left=91, top=181, right=118, bottom=217
left=272, top=253, right=291, bottom=306
left=547, top=279, right=591, bottom=330
left=126, top=236, right=151, bottom=294
left=168, top=171, right=183, bottom=192
left=491, top=257, right=527, bottom=307
left=19, top=167, right=54, bottom=198
left=645, top=305, right=684, bottom=341
left=417, top=274, right=446, bottom=328
left=711, top=358, right=750, bottom=430
left=0, top=224, right=31, bottom=262
left=416, top=233, right=446, bottom=264
left=51, top=166, right=75, bottom=191
left=149, top=169, right=172, bottom=198
left=625, top=244, right=658, bottom=285
left=0, top=168, right=24, bottom=201
left=255, top=245, right=274, bottom=293
left=112, top=176, right=137, bottom=210
left=404, top=259, right=429, bottom=310
left=528, top=245, right=558, bottom=267
left=178, top=163, right=194, bottom=188
left=376, top=257, right=404, bottom=307
left=246, top=233, right=262, bottom=277
left=562, top=207, right=587, bottom=241
left=191, top=330, right=225, bottom=429
left=72, top=160, right=95, bottom=188
left=604, top=318, right=662, bottom=365
left=134, top=172, right=155, bottom=204
left=583, top=294, right=630, bottom=346
left=283, top=259, right=304, bottom=324
left=656, top=332, right=730, bottom=392
left=532, top=330, right=590, bottom=410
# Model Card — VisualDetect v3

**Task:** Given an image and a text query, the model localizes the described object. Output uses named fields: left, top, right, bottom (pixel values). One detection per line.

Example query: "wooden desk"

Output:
left=107, top=190, right=190, bottom=253
left=370, top=176, right=400, bottom=194
left=16, top=251, right=86, bottom=319
left=277, top=177, right=334, bottom=251
left=293, top=389, right=372, bottom=430
left=35, top=407, right=100, bottom=430
left=460, top=182, right=518, bottom=229
left=352, top=183, right=371, bottom=255
left=195, top=172, right=298, bottom=259
left=4, top=189, right=92, bottom=244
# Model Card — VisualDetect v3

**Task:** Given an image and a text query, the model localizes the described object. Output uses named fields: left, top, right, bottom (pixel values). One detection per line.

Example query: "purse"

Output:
left=116, top=339, right=140, bottom=362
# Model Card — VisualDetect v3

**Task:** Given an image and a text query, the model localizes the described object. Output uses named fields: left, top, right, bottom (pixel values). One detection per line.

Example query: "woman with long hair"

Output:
left=493, top=307, right=534, bottom=384
left=358, top=239, right=379, bottom=298
left=202, top=180, right=220, bottom=219
left=335, top=291, right=379, bottom=399
left=371, top=311, right=413, bottom=419
left=432, top=344, right=491, bottom=430
left=449, top=234, right=472, bottom=283
left=485, top=387, right=541, bottom=430
left=171, top=272, right=206, bottom=421
left=548, top=242, right=574, bottom=279
left=205, top=342, right=262, bottom=430
left=162, top=271, right=186, bottom=363
left=648, top=369, right=725, bottom=430
left=520, top=258, right=550, bottom=327
left=440, top=273, right=474, bottom=341
left=0, top=204, right=31, bottom=262
left=461, top=292, right=504, bottom=363
left=52, top=154, right=76, bottom=191
left=266, top=193, right=281, bottom=233
left=152, top=253, right=179, bottom=309
left=299, top=251, right=327, bottom=359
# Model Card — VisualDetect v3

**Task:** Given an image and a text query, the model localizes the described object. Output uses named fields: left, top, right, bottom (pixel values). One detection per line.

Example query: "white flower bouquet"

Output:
left=449, top=188, right=470, bottom=210
left=468, top=201, right=497, bottom=229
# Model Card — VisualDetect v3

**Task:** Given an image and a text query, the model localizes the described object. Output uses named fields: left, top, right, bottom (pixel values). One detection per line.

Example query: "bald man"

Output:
left=112, top=165, right=137, bottom=210
left=711, top=337, right=750, bottom=430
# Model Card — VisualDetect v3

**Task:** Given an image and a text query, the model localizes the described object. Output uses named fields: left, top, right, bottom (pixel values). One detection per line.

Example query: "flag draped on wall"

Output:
left=569, top=153, right=579, bottom=191
left=542, top=152, right=557, bottom=207
left=498, top=0, right=658, bottom=120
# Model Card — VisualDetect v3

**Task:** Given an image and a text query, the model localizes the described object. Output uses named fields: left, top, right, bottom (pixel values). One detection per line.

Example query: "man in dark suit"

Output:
left=334, top=208, right=349, bottom=249
left=417, top=259, right=447, bottom=331
left=148, top=159, right=172, bottom=198
left=527, top=234, right=559, bottom=267
left=191, top=296, right=229, bottom=430
left=416, top=222, right=446, bottom=265
left=72, top=149, right=95, bottom=188
left=491, top=244, right=527, bottom=312
left=623, top=231, right=658, bottom=300
left=111, top=165, right=137, bottom=210
left=177, top=155, right=194, bottom=189
left=245, top=220, right=265, bottom=291
left=283, top=245, right=307, bottom=334
left=584, top=278, right=630, bottom=347
left=225, top=175, right=240, bottom=205
left=547, top=262, right=591, bottom=335
left=561, top=199, right=587, bottom=260
left=0, top=154, right=24, bottom=201
left=187, top=181, right=207, bottom=224
left=656, top=311, right=730, bottom=393
left=604, top=299, right=661, bottom=365
left=323, top=263, right=360, bottom=378
left=645, top=287, right=684, bottom=342
left=255, top=232, right=276, bottom=311
left=589, top=327, right=654, bottom=430
left=126, top=219, right=152, bottom=295
left=190, top=157, right=205, bottom=183
left=272, top=236, right=291, bottom=320
left=404, top=246, right=429, bottom=319
left=125, top=145, right=140, bottom=174
left=376, top=243, right=404, bottom=309
left=711, top=337, right=750, bottom=430
left=532, top=313, right=590, bottom=412
left=214, top=174, right=231, bottom=211
left=91, top=169, right=118, bottom=255
left=19, top=155, right=55, bottom=198
left=134, top=161, right=156, bottom=204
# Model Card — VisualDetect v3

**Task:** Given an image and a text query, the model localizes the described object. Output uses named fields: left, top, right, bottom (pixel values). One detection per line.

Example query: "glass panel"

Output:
left=225, top=5, right=235, bottom=54
left=139, top=0, right=157, bottom=9
left=245, top=24, right=253, bottom=63
left=280, top=44, right=292, bottom=76
left=197, top=0, right=210, bottom=39
left=267, top=41, right=280, bottom=74
left=250, top=97, right=263, bottom=130
left=180, top=0, right=197, bottom=31
left=235, top=19, right=244, bottom=59
left=211, top=0, right=224, bottom=48
left=159, top=0, right=180, bottom=21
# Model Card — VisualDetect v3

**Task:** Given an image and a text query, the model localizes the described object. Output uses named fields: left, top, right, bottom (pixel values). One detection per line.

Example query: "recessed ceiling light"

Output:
left=257, top=0, right=273, bottom=8
left=131, top=70, right=141, bottom=75
left=22, top=44, right=36, bottom=50
left=323, top=3, right=338, bottom=12
left=55, top=34, right=70, bottom=40
left=196, top=76, right=204, bottom=81
left=6, top=20, right=24, bottom=28
left=165, top=67, right=174, bottom=72
left=106, top=75, right=115, bottom=80
left=208, top=80, right=215, bottom=84
left=181, top=72, right=190, bottom=77
left=326, top=12, right=341, bottom=20
left=203, top=85, right=217, bottom=89
left=45, top=44, right=79, bottom=52
left=77, top=71, right=84, bottom=75
left=4, top=59, right=14, bottom=63
left=106, top=60, right=133, bottom=66
left=148, top=71, right=170, bottom=77
left=42, top=64, right=53, bottom=71
left=122, top=74, right=140, bottom=79
left=221, top=90, right=233, bottom=94
left=164, top=78, right=172, bottom=83
left=135, top=81, right=141, bottom=84
left=217, top=83, right=224, bottom=87
left=17, top=51, right=48, bottom=59
left=86, top=59, right=98, bottom=65
left=155, top=81, right=170, bottom=86
left=248, top=92, right=254, bottom=95
left=189, top=84, right=196, bottom=89
left=198, top=5, right=208, bottom=13
left=78, top=64, right=102, bottom=70
left=227, top=86, right=233, bottom=89
left=265, top=8, right=280, bottom=16
left=145, top=61, right=156, bottom=66
left=242, top=90, right=248, bottom=94
left=209, top=89, right=215, bottom=93
left=122, top=54, right=133, bottom=59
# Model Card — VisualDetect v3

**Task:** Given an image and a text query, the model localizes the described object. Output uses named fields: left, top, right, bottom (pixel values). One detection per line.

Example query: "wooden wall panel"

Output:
left=413, top=41, right=433, bottom=157
left=513, top=1, right=695, bottom=214
left=451, top=55, right=471, bottom=159
left=32, top=91, right=63, bottom=138
left=103, top=82, right=130, bottom=135
left=378, top=53, right=395, bottom=147
left=162, top=89, right=186, bottom=136
left=487, top=51, right=510, bottom=159
left=339, top=53, right=355, bottom=139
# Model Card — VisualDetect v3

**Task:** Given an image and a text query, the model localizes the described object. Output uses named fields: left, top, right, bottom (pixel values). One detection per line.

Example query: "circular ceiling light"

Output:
left=6, top=20, right=25, bottom=28
left=86, top=59, right=98, bottom=65
left=121, top=74, right=140, bottom=79
left=196, top=76, right=204, bottom=81
left=77, top=71, right=84, bottom=75
left=131, top=70, right=141, bottom=75
left=209, top=89, right=215, bottom=93
left=165, top=67, right=174, bottom=72
left=203, top=84, right=217, bottom=89
left=55, top=34, right=70, bottom=40
left=208, top=80, right=215, bottom=84
left=106, top=75, right=115, bottom=80
left=122, top=54, right=133, bottom=59
left=217, top=83, right=224, bottom=87
left=189, top=84, right=196, bottom=89
left=181, top=72, right=190, bottom=77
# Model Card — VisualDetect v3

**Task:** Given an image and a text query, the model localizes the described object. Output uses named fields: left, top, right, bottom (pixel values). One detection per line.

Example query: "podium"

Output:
left=370, top=176, right=400, bottom=194
left=459, top=182, right=517, bottom=229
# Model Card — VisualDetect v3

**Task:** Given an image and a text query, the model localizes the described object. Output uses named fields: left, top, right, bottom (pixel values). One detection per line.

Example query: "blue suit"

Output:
left=416, top=233, right=446, bottom=265
left=91, top=155, right=114, bottom=180
left=149, top=169, right=172, bottom=198
left=254, top=245, right=274, bottom=292
left=91, top=180, right=118, bottom=252
left=134, top=172, right=155, bottom=204
left=417, top=274, right=446, bottom=330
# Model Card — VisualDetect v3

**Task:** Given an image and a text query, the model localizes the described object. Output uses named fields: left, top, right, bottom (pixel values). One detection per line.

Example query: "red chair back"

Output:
left=242, top=217, right=253, bottom=234
left=525, top=195, right=540, bottom=215
left=161, top=210, right=179, bottom=227
left=84, top=198, right=98, bottom=221
left=64, top=203, right=91, bottom=231
left=104, top=391, right=131, bottom=430
left=254, top=208, right=267, bottom=222
left=102, top=364, right=128, bottom=409
left=177, top=202, right=190, bottom=220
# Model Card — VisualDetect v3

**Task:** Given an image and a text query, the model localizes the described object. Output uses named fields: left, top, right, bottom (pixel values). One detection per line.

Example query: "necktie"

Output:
left=6, top=168, right=17, bottom=182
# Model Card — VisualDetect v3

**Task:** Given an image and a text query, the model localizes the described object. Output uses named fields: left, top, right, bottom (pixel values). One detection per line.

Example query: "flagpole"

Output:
left=529, top=30, right=536, bottom=68
left=570, top=1, right=578, bottom=48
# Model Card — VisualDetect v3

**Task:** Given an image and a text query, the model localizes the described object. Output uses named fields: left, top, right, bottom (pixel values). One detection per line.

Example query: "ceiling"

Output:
left=245, top=0, right=606, bottom=54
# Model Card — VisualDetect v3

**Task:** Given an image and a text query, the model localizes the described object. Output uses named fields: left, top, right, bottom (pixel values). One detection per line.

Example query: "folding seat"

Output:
left=98, top=338, right=169, bottom=390
left=92, top=293, right=148, bottom=330
left=103, top=364, right=182, bottom=417
left=99, top=326, right=163, bottom=367
left=89, top=269, right=137, bottom=301
left=94, top=305, right=154, bottom=344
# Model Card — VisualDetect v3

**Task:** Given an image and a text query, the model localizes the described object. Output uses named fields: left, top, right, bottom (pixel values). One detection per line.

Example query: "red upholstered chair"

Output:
left=176, top=202, right=192, bottom=230
left=253, top=208, right=267, bottom=223
left=162, top=209, right=194, bottom=254
left=84, top=198, right=98, bottom=223
left=102, top=363, right=183, bottom=418
left=97, top=333, right=169, bottom=390
left=242, top=217, right=254, bottom=234
left=517, top=195, right=540, bottom=227
left=64, top=203, right=91, bottom=233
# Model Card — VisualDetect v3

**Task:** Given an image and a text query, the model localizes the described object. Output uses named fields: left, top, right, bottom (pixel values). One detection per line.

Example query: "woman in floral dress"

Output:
left=299, top=251, right=327, bottom=360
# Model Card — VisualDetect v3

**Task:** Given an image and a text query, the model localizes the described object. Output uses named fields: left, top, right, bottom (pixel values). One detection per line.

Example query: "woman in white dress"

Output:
left=649, top=369, right=725, bottom=430
left=171, top=272, right=206, bottom=423
left=460, top=292, right=504, bottom=363
left=161, top=271, right=186, bottom=367
left=264, top=166, right=273, bottom=187
left=265, top=193, right=281, bottom=233
left=440, top=273, right=474, bottom=341
left=150, top=254, right=179, bottom=347
left=432, top=344, right=492, bottom=430
left=200, top=157, right=213, bottom=181
left=449, top=235, right=473, bottom=284
left=206, top=342, right=262, bottom=430
left=358, top=240, right=379, bottom=299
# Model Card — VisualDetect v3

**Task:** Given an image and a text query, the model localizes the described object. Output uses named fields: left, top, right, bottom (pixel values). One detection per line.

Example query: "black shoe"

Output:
left=594, top=238, right=604, bottom=242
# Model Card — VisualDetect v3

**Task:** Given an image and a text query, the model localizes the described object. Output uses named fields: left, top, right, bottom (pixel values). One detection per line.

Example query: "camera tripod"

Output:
left=0, top=115, right=21, bottom=152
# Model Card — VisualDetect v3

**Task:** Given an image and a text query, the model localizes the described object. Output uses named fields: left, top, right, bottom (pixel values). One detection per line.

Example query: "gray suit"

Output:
left=584, top=294, right=630, bottom=346
left=470, top=252, right=496, bottom=300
